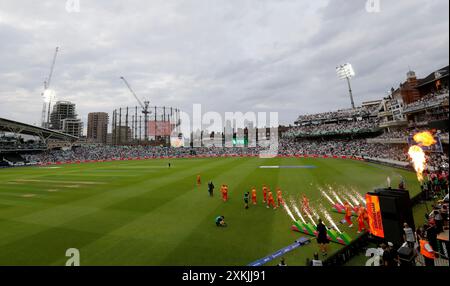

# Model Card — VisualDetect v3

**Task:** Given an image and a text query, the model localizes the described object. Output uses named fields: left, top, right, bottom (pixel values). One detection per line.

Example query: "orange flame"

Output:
left=408, top=145, right=426, bottom=182
left=408, top=131, right=436, bottom=183
left=413, top=131, right=436, bottom=147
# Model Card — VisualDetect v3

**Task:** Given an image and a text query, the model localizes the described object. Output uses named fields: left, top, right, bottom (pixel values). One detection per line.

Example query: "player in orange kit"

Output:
left=343, top=202, right=353, bottom=227
left=302, top=194, right=310, bottom=213
left=251, top=187, right=257, bottom=205
left=267, top=191, right=276, bottom=209
left=262, top=185, right=268, bottom=203
left=357, top=204, right=366, bottom=233
left=222, top=185, right=229, bottom=202
left=196, top=175, right=201, bottom=186
left=276, top=187, right=284, bottom=207
left=360, top=204, right=369, bottom=230
left=220, top=184, right=225, bottom=200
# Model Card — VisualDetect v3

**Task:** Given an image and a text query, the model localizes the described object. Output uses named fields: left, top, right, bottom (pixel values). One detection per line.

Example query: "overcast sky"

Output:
left=0, top=0, right=448, bottom=131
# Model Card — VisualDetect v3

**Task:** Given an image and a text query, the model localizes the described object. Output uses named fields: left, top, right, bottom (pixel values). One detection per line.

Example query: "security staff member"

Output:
left=420, top=238, right=436, bottom=266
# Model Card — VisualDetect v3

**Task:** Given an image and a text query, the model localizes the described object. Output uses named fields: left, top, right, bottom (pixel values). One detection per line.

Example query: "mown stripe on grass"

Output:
left=0, top=158, right=250, bottom=265
left=76, top=158, right=257, bottom=265
left=157, top=158, right=283, bottom=265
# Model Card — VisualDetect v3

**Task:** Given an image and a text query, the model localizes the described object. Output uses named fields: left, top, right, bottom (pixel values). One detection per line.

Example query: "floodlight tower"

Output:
left=336, top=63, right=356, bottom=109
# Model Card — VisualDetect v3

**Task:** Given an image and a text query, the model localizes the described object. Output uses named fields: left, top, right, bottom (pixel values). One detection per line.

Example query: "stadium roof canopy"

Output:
left=416, top=65, right=449, bottom=88
left=0, top=117, right=78, bottom=142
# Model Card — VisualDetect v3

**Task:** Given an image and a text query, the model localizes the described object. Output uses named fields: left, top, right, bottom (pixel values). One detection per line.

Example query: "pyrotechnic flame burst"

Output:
left=413, top=131, right=437, bottom=147
left=408, top=131, right=436, bottom=183
left=408, top=145, right=426, bottom=182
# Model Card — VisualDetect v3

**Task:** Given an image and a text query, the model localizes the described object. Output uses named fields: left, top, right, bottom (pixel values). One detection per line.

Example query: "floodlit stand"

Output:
left=336, top=63, right=356, bottom=109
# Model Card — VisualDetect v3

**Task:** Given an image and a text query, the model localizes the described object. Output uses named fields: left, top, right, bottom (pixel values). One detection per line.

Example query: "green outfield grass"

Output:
left=0, top=157, right=420, bottom=266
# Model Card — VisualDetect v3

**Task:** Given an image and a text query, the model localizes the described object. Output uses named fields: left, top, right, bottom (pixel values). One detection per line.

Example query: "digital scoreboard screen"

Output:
left=365, top=194, right=385, bottom=238
left=232, top=138, right=248, bottom=146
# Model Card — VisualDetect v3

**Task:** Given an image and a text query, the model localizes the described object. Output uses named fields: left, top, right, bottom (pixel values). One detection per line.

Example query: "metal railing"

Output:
left=415, top=254, right=449, bottom=267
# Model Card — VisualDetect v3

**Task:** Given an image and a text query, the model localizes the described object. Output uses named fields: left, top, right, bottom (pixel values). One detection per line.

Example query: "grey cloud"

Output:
left=0, top=0, right=448, bottom=130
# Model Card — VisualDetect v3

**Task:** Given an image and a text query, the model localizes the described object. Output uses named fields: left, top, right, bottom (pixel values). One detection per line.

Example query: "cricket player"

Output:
left=244, top=192, right=250, bottom=209
left=267, top=191, right=276, bottom=209
left=251, top=187, right=257, bottom=205
left=343, top=202, right=353, bottom=227
left=215, top=216, right=226, bottom=227
left=302, top=194, right=310, bottom=213
left=220, top=184, right=225, bottom=200
left=197, top=174, right=201, bottom=186
left=222, top=185, right=229, bottom=202
left=262, top=185, right=268, bottom=203
left=357, top=205, right=366, bottom=233
left=362, top=204, right=370, bottom=229
left=276, top=187, right=284, bottom=207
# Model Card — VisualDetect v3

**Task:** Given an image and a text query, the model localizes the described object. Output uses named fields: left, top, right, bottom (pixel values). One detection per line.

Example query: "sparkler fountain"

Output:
left=287, top=196, right=352, bottom=245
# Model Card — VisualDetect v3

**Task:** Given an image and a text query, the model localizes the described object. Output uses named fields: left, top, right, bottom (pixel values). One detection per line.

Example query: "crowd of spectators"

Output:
left=23, top=145, right=267, bottom=163
left=374, top=129, right=448, bottom=140
left=295, top=106, right=378, bottom=123
left=21, top=138, right=448, bottom=171
left=375, top=129, right=411, bottom=139
left=403, top=88, right=449, bottom=112
left=278, top=138, right=409, bottom=161
left=0, top=136, right=46, bottom=151
left=284, top=119, right=379, bottom=138
left=428, top=153, right=450, bottom=171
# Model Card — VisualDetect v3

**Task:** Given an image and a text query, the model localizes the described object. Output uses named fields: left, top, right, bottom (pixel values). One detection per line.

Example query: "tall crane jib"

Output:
left=120, top=76, right=151, bottom=141
left=41, top=47, right=59, bottom=128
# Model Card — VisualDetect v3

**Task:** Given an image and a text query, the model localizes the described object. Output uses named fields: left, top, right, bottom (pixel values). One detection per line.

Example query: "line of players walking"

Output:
left=341, top=201, right=370, bottom=234
left=243, top=185, right=284, bottom=210
left=197, top=174, right=285, bottom=210
left=198, top=174, right=370, bottom=234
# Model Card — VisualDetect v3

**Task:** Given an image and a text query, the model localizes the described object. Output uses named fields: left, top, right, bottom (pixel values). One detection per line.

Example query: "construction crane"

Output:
left=120, top=76, right=151, bottom=141
left=41, top=47, right=59, bottom=128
